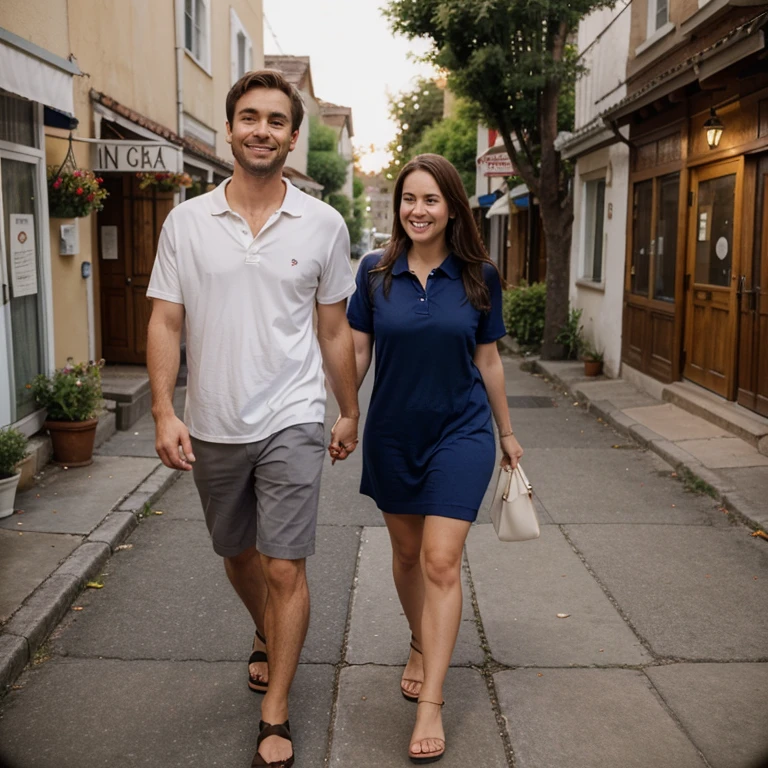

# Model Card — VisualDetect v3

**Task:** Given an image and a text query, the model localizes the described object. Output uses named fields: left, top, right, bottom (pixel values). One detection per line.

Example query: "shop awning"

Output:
left=486, top=185, right=529, bottom=218
left=476, top=143, right=516, bottom=177
left=0, top=27, right=80, bottom=114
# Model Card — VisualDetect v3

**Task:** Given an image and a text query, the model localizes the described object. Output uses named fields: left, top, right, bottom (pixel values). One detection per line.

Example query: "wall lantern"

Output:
left=704, top=108, right=724, bottom=149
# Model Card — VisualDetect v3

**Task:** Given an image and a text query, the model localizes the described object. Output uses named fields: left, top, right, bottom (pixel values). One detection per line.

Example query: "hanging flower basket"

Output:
left=47, top=167, right=108, bottom=218
left=136, top=172, right=193, bottom=192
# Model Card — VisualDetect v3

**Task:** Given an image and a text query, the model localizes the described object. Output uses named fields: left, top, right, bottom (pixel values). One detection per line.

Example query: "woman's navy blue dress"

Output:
left=347, top=250, right=507, bottom=521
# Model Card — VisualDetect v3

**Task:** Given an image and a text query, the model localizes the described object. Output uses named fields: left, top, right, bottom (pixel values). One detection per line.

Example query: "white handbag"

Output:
left=489, top=463, right=540, bottom=542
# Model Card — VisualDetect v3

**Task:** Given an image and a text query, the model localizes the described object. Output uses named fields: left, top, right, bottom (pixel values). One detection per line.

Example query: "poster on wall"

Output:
left=9, top=213, right=38, bottom=298
left=101, top=225, right=118, bottom=260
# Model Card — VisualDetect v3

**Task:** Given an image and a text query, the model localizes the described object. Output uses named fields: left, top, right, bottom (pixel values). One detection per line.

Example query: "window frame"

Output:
left=230, top=8, right=253, bottom=85
left=184, top=0, right=211, bottom=74
left=582, top=177, right=607, bottom=284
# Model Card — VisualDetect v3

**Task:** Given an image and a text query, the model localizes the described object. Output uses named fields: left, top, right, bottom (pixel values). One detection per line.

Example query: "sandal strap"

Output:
left=417, top=699, right=444, bottom=707
left=257, top=720, right=292, bottom=748
left=409, top=634, right=422, bottom=654
left=249, top=650, right=268, bottom=665
left=255, top=628, right=267, bottom=645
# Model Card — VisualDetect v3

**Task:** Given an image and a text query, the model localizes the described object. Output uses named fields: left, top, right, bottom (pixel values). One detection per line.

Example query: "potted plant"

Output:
left=0, top=427, right=28, bottom=519
left=580, top=341, right=604, bottom=377
left=29, top=358, right=105, bottom=467
left=47, top=167, right=109, bottom=218
left=136, top=172, right=193, bottom=193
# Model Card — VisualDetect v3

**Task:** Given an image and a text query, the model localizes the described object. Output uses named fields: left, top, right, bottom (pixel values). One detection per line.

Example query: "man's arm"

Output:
left=147, top=298, right=195, bottom=471
left=316, top=299, right=360, bottom=463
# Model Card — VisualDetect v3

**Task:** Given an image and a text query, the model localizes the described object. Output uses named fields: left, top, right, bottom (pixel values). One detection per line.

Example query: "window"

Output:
left=583, top=179, right=606, bottom=282
left=230, top=9, right=253, bottom=84
left=654, top=174, right=679, bottom=301
left=648, top=0, right=669, bottom=35
left=185, top=0, right=209, bottom=69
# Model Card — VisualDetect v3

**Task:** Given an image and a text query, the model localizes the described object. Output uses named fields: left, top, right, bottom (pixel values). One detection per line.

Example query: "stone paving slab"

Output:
left=0, top=457, right=159, bottom=535
left=346, top=526, right=483, bottom=666
left=624, top=403, right=731, bottom=441
left=0, top=659, right=333, bottom=768
left=495, top=668, right=706, bottom=768
left=675, top=437, right=768, bottom=469
left=521, top=447, right=721, bottom=526
left=466, top=524, right=648, bottom=667
left=501, top=407, right=622, bottom=450
left=564, top=524, right=768, bottom=660
left=0, top=530, right=80, bottom=623
left=54, top=516, right=359, bottom=666
left=571, top=379, right=659, bottom=410
left=330, top=665, right=507, bottom=767
left=646, top=663, right=768, bottom=768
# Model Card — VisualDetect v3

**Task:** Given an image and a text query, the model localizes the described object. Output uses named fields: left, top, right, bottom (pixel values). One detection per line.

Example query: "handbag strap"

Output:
left=502, top=464, right=533, bottom=501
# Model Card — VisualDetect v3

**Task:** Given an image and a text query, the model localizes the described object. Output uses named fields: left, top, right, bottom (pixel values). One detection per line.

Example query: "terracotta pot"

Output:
left=583, top=360, right=603, bottom=377
left=44, top=418, right=98, bottom=467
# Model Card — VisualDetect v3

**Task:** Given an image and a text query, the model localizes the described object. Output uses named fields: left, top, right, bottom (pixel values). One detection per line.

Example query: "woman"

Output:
left=343, top=154, right=523, bottom=763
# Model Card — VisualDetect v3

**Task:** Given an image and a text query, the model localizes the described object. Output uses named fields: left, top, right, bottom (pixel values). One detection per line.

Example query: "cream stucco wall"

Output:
left=1, top=0, right=70, bottom=59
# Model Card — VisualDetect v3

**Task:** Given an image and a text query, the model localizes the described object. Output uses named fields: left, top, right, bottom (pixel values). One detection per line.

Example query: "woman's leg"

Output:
left=409, top=515, right=471, bottom=758
left=383, top=512, right=426, bottom=698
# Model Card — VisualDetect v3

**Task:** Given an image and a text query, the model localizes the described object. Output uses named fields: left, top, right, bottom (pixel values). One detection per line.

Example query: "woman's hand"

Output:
left=500, top=434, right=524, bottom=470
left=328, top=414, right=359, bottom=465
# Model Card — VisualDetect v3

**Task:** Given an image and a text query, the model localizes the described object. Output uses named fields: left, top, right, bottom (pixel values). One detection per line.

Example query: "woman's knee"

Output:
left=422, top=550, right=461, bottom=589
left=392, top=541, right=421, bottom=570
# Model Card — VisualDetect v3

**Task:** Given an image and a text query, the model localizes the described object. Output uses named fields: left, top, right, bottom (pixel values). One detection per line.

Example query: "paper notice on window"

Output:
left=101, top=225, right=118, bottom=260
left=9, top=214, right=38, bottom=298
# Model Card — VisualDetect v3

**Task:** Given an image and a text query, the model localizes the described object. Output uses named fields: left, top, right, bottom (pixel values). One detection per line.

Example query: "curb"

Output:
left=529, top=359, right=768, bottom=534
left=0, top=463, right=181, bottom=694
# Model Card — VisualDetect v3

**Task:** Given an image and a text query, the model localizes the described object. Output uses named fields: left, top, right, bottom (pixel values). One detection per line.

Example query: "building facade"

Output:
left=602, top=0, right=768, bottom=415
left=0, top=0, right=264, bottom=430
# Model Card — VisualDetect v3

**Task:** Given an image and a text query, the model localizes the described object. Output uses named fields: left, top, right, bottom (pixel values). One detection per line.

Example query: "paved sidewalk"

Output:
left=530, top=358, right=768, bottom=532
left=0, top=360, right=766, bottom=768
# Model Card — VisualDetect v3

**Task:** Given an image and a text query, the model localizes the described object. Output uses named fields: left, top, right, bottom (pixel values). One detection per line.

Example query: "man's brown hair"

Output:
left=226, top=70, right=304, bottom=132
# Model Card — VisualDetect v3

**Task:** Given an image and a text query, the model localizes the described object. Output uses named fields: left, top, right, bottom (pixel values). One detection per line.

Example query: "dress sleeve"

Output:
left=476, top=264, right=507, bottom=344
left=346, top=252, right=377, bottom=334
left=147, top=213, right=183, bottom=304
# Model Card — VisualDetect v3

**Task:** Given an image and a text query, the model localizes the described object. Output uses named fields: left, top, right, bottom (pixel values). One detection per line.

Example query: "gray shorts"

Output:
left=190, top=422, right=325, bottom=560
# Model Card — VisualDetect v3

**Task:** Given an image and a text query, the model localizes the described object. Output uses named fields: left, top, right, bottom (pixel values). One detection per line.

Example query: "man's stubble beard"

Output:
left=231, top=140, right=291, bottom=179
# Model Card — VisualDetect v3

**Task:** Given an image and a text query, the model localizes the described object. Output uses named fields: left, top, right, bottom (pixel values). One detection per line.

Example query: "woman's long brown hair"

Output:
left=372, top=153, right=497, bottom=311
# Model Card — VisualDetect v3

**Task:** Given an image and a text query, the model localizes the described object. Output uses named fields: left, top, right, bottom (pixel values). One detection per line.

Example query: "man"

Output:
left=146, top=70, right=359, bottom=768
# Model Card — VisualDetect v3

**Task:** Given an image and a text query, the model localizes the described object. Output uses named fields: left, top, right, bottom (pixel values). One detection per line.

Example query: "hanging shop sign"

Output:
left=91, top=140, right=182, bottom=173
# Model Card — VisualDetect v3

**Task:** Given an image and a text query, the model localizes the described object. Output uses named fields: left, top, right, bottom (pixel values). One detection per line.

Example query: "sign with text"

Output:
left=92, top=141, right=181, bottom=173
left=9, top=213, right=38, bottom=298
left=478, top=150, right=516, bottom=178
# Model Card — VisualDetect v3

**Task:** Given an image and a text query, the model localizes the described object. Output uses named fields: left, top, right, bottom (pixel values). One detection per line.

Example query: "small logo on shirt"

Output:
left=291, top=259, right=298, bottom=267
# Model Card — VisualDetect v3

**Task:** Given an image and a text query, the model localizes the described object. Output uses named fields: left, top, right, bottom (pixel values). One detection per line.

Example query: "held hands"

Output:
left=155, top=414, right=196, bottom=471
left=328, top=414, right=359, bottom=465
left=500, top=433, right=524, bottom=470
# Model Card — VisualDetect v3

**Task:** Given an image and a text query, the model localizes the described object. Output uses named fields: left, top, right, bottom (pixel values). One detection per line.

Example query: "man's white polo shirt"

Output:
left=147, top=177, right=355, bottom=443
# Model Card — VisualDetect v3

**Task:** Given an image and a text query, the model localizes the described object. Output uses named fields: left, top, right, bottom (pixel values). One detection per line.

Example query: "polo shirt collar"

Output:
left=392, top=250, right=462, bottom=279
left=209, top=177, right=305, bottom=218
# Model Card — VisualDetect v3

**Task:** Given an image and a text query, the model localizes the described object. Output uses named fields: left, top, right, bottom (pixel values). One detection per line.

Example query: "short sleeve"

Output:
left=346, top=252, right=380, bottom=334
left=147, top=214, right=183, bottom=304
left=476, top=264, right=507, bottom=343
left=316, top=221, right=355, bottom=304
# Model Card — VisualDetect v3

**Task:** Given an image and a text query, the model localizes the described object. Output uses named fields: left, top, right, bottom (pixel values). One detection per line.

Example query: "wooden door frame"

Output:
left=683, top=157, right=744, bottom=400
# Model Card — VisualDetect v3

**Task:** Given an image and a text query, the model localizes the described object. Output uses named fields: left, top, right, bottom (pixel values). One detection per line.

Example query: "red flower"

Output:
left=53, top=179, right=62, bottom=189
left=76, top=187, right=83, bottom=195
left=87, top=193, right=94, bottom=202
left=73, top=170, right=81, bottom=177
left=97, top=177, right=103, bottom=183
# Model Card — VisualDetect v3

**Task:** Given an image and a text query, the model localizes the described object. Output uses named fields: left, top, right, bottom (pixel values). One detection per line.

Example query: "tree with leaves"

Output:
left=307, top=117, right=348, bottom=198
left=386, top=0, right=611, bottom=359
left=384, top=77, right=445, bottom=181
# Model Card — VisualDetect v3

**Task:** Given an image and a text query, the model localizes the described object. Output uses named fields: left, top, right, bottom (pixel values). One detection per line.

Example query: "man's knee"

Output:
left=225, top=546, right=259, bottom=572
left=261, top=556, right=306, bottom=593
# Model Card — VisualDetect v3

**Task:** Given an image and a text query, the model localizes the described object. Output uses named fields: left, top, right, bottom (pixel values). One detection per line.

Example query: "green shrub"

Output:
left=0, top=427, right=28, bottom=477
left=556, top=307, right=584, bottom=360
left=502, top=282, right=547, bottom=349
left=30, top=358, right=104, bottom=422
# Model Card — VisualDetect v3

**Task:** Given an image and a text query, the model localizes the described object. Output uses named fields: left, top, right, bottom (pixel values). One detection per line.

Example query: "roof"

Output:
left=90, top=90, right=233, bottom=173
left=283, top=165, right=323, bottom=192
left=318, top=99, right=354, bottom=137
left=264, top=55, right=313, bottom=95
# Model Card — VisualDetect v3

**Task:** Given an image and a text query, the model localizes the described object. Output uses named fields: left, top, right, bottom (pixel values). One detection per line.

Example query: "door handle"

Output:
left=125, top=277, right=132, bottom=285
left=738, top=275, right=746, bottom=295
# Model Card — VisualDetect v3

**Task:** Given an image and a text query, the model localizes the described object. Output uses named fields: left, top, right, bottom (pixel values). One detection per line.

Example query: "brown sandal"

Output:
left=401, top=635, right=424, bottom=702
left=248, top=629, right=268, bottom=694
left=251, top=719, right=294, bottom=768
left=408, top=700, right=446, bottom=764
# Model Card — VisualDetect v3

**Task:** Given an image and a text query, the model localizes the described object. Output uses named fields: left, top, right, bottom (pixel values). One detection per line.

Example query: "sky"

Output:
left=262, top=0, right=438, bottom=174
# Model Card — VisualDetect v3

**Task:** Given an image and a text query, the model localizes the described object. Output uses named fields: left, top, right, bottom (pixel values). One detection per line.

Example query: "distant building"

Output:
left=364, top=173, right=394, bottom=243
left=318, top=100, right=354, bottom=200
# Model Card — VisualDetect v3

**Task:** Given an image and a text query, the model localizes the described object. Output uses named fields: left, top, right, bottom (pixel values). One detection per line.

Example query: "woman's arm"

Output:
left=352, top=329, right=374, bottom=390
left=474, top=341, right=524, bottom=469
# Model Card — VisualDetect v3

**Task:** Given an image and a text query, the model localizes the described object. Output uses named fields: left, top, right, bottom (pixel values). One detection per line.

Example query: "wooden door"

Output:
left=684, top=159, right=743, bottom=397
left=737, top=157, right=768, bottom=416
left=98, top=175, right=174, bottom=364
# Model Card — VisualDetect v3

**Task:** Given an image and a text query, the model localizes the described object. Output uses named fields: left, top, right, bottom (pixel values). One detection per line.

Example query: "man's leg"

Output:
left=224, top=548, right=269, bottom=685
left=257, top=555, right=309, bottom=764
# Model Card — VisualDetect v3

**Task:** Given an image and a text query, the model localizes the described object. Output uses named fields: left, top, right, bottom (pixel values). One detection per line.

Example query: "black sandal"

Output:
left=401, top=635, right=423, bottom=702
left=251, top=719, right=294, bottom=768
left=248, top=629, right=268, bottom=694
left=408, top=700, right=445, bottom=764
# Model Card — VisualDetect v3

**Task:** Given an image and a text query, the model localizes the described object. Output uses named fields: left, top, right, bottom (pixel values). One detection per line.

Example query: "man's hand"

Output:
left=155, top=414, right=196, bottom=471
left=328, top=414, right=359, bottom=465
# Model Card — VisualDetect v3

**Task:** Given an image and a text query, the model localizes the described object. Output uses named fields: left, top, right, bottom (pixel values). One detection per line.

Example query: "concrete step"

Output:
left=662, top=381, right=768, bottom=456
left=101, top=367, right=152, bottom=431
